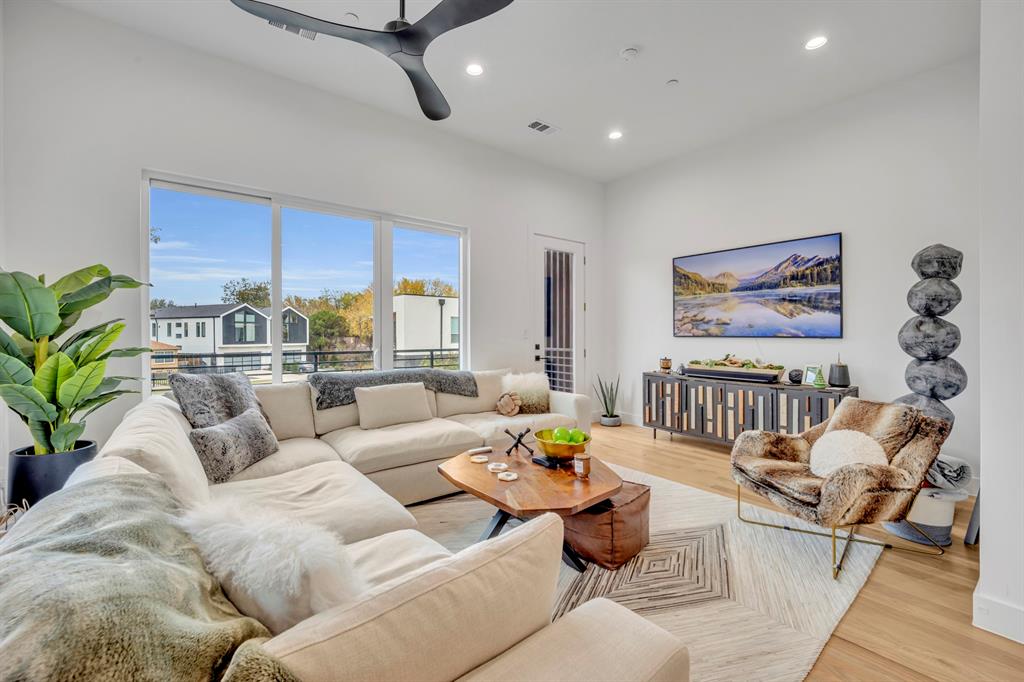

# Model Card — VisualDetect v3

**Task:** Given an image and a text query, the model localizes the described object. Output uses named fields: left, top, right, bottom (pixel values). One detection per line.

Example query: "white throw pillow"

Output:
left=179, top=499, right=367, bottom=635
left=809, top=429, right=889, bottom=478
left=501, top=372, right=550, bottom=414
left=354, top=382, right=433, bottom=430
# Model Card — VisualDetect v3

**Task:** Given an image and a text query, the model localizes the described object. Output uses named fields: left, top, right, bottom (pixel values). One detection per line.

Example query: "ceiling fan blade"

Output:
left=230, top=0, right=398, bottom=54
left=390, top=53, right=452, bottom=121
left=399, top=0, right=514, bottom=54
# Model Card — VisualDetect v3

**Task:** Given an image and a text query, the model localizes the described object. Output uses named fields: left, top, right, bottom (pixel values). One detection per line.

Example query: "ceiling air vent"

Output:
left=527, top=120, right=560, bottom=135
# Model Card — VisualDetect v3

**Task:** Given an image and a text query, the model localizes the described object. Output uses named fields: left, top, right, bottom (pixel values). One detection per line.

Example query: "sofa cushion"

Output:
left=355, top=382, right=433, bottom=430
left=311, top=386, right=438, bottom=435
left=345, top=529, right=452, bottom=589
left=457, top=598, right=690, bottom=682
left=98, top=397, right=210, bottom=508
left=262, top=514, right=564, bottom=682
left=63, top=456, right=152, bottom=489
left=321, top=418, right=482, bottom=475
left=435, top=369, right=508, bottom=418
left=229, top=438, right=339, bottom=482
left=446, top=411, right=574, bottom=448
left=169, top=372, right=261, bottom=429
left=210, top=461, right=416, bottom=544
left=732, top=454, right=823, bottom=505
left=188, top=407, right=280, bottom=484
left=255, top=382, right=316, bottom=440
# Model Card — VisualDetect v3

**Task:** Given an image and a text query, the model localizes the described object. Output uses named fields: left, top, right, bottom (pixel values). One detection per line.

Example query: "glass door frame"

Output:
left=531, top=233, right=586, bottom=393
left=141, top=170, right=470, bottom=396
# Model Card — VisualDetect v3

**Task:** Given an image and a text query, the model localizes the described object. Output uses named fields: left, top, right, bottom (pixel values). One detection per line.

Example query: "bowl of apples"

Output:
left=534, top=427, right=590, bottom=462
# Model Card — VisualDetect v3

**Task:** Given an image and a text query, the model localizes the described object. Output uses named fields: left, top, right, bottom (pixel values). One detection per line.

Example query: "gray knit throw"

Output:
left=309, top=369, right=478, bottom=410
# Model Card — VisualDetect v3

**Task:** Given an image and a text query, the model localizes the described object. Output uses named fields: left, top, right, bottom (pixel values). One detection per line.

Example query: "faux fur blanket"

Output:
left=0, top=475, right=297, bottom=682
left=309, top=368, right=478, bottom=409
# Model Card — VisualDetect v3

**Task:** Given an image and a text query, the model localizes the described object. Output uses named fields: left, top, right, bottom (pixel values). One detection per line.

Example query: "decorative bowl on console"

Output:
left=681, top=354, right=785, bottom=384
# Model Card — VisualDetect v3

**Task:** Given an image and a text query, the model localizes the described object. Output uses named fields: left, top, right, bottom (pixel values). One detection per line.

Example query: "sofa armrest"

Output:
left=817, top=463, right=919, bottom=526
left=457, top=599, right=689, bottom=682
left=262, top=514, right=564, bottom=682
left=731, top=430, right=812, bottom=464
left=548, top=391, right=592, bottom=431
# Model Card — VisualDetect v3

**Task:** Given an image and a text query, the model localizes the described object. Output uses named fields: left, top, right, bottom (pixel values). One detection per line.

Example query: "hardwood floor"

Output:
left=588, top=423, right=1024, bottom=682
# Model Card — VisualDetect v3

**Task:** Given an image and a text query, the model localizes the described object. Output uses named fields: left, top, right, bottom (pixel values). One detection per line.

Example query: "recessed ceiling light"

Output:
left=608, top=130, right=623, bottom=141
left=342, top=12, right=359, bottom=25
left=805, top=36, right=828, bottom=50
left=665, top=79, right=679, bottom=87
left=466, top=63, right=484, bottom=76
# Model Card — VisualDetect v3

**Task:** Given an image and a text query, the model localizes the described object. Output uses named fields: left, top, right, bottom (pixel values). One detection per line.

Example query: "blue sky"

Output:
left=673, top=234, right=839, bottom=280
left=149, top=187, right=459, bottom=305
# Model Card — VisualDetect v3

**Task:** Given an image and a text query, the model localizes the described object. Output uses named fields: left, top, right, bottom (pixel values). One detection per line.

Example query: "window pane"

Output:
left=281, top=207, right=375, bottom=380
left=148, top=184, right=271, bottom=392
left=392, top=227, right=461, bottom=370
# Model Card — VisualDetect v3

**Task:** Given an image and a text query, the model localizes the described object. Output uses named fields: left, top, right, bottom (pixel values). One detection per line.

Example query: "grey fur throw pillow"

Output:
left=188, top=407, right=279, bottom=484
left=169, top=373, right=262, bottom=429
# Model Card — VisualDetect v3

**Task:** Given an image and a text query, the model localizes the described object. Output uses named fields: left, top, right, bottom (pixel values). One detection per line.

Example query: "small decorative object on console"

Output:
left=788, top=369, right=804, bottom=385
left=659, top=357, right=673, bottom=372
left=683, top=354, right=785, bottom=383
left=802, top=365, right=823, bottom=386
left=828, top=356, right=851, bottom=388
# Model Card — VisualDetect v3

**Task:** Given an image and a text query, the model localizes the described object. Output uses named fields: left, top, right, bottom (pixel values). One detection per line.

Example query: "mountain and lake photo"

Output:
left=673, top=233, right=842, bottom=337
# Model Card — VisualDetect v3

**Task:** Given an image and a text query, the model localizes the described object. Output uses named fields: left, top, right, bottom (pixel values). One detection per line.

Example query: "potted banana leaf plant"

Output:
left=0, top=266, right=148, bottom=507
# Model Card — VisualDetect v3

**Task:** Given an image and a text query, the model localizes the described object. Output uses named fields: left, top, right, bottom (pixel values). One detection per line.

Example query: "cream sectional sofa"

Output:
left=78, top=384, right=690, bottom=681
left=245, top=369, right=592, bottom=504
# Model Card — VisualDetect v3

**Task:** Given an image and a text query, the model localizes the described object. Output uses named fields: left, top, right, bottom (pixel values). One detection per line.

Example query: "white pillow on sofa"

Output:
left=180, top=499, right=367, bottom=635
left=809, top=429, right=888, bottom=478
left=354, top=382, right=433, bottom=430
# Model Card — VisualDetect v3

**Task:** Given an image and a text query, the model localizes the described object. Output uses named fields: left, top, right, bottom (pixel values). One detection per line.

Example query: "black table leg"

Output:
left=480, top=509, right=589, bottom=572
left=561, top=541, right=588, bottom=572
left=479, top=509, right=512, bottom=541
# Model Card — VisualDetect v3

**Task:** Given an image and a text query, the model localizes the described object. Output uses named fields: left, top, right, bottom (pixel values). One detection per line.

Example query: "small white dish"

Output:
left=497, top=471, right=518, bottom=482
left=487, top=462, right=509, bottom=473
left=469, top=454, right=489, bottom=464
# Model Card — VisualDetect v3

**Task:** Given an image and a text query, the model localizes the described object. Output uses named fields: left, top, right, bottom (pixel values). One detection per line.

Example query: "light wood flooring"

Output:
left=588, top=423, right=1024, bottom=682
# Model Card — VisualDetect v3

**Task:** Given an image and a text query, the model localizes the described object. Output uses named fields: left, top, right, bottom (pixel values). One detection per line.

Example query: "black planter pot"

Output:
left=7, top=440, right=97, bottom=508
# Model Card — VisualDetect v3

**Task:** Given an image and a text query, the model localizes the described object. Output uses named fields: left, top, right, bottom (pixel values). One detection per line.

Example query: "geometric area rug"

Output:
left=409, top=464, right=881, bottom=682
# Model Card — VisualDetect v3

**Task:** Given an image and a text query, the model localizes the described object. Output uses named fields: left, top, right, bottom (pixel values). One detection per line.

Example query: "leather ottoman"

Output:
left=564, top=481, right=650, bottom=570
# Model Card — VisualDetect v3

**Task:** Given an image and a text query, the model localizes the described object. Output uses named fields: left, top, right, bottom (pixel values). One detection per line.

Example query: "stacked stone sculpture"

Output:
left=895, top=244, right=966, bottom=425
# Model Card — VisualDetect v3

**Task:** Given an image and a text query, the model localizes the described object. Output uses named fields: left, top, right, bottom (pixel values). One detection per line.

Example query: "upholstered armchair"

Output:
left=731, top=397, right=951, bottom=577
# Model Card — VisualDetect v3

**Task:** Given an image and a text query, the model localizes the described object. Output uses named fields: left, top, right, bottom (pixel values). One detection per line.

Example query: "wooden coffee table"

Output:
left=438, top=449, right=623, bottom=571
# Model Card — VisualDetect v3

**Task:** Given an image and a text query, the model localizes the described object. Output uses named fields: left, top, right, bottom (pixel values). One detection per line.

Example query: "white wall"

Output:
left=1, top=0, right=607, bottom=471
left=605, top=59, right=980, bottom=480
left=974, top=0, right=1024, bottom=644
left=0, top=0, right=7, bottom=473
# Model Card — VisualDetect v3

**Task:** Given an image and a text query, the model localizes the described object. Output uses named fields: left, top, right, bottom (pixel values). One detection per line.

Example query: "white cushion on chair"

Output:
left=809, top=429, right=888, bottom=478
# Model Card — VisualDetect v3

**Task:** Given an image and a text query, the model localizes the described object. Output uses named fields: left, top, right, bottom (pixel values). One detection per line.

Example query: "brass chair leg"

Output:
left=736, top=484, right=945, bottom=579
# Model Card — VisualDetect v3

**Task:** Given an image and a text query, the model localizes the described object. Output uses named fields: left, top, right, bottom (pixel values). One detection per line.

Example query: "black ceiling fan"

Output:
left=229, top=0, right=514, bottom=121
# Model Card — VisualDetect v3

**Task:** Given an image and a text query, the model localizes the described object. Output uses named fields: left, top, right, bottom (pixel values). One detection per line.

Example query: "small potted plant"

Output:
left=0, top=266, right=148, bottom=507
left=594, top=374, right=621, bottom=427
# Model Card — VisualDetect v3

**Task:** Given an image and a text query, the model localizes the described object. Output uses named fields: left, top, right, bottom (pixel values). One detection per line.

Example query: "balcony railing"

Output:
left=151, top=348, right=460, bottom=390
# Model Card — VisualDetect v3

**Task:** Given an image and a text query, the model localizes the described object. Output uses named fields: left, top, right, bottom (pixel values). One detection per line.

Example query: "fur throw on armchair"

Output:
left=731, top=398, right=951, bottom=528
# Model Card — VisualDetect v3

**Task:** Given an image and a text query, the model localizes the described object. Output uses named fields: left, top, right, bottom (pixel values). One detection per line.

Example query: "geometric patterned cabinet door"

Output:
left=642, top=372, right=858, bottom=446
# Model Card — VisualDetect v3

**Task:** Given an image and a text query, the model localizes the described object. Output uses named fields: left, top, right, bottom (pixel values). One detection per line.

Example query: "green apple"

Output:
left=552, top=427, right=571, bottom=443
left=569, top=428, right=586, bottom=443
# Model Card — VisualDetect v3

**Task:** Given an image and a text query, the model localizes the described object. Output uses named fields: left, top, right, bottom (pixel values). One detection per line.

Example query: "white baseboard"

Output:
left=974, top=592, right=1024, bottom=644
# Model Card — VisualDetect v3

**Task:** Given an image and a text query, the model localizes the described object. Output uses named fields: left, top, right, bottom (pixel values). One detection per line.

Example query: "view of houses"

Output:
left=149, top=279, right=460, bottom=388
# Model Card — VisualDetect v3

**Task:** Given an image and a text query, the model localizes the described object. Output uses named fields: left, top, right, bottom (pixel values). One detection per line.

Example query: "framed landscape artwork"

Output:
left=673, top=233, right=842, bottom=338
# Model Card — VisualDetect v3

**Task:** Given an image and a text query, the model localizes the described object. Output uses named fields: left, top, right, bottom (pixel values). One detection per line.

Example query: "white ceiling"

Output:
left=59, top=0, right=979, bottom=181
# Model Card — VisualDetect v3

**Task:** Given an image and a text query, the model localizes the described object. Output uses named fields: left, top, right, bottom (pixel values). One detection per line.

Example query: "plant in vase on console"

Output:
left=0, top=266, right=148, bottom=507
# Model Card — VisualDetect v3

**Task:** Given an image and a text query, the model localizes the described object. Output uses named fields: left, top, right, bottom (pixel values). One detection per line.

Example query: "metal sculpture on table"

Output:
left=505, top=428, right=533, bottom=456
